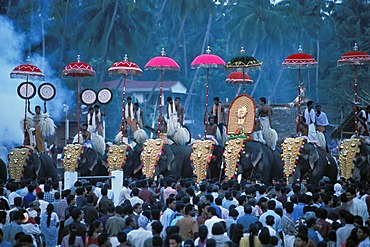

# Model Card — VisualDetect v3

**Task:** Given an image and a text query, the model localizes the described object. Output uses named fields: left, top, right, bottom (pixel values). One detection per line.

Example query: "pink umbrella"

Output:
left=191, top=46, right=225, bottom=137
left=108, top=54, right=142, bottom=139
left=145, top=48, right=180, bottom=137
left=282, top=45, right=318, bottom=133
left=337, top=43, right=370, bottom=136
left=10, top=56, right=45, bottom=145
left=63, top=55, right=95, bottom=142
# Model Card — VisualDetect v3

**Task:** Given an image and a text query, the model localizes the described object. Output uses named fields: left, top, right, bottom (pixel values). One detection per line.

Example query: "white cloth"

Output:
left=349, top=197, right=369, bottom=223
left=204, top=216, right=225, bottom=238
left=359, top=237, right=370, bottom=247
left=125, top=103, right=134, bottom=119
left=127, top=227, right=152, bottom=247
left=304, top=108, right=316, bottom=125
left=129, top=196, right=143, bottom=206
left=316, top=112, right=329, bottom=126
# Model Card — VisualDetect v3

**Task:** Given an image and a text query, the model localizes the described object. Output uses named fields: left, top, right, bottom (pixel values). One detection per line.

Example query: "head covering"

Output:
left=334, top=183, right=343, bottom=196
left=138, top=215, right=149, bottom=229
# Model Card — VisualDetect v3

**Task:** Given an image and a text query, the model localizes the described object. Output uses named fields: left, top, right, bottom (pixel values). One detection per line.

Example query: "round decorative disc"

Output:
left=97, top=88, right=113, bottom=104
left=38, top=83, right=56, bottom=101
left=81, top=89, right=97, bottom=105
left=17, top=82, right=36, bottom=99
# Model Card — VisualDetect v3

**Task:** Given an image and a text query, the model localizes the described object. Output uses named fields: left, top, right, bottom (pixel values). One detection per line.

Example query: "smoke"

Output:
left=0, top=16, right=73, bottom=157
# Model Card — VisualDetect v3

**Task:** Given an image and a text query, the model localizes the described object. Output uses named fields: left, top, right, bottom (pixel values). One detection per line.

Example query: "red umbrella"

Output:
left=337, top=43, right=370, bottom=136
left=225, top=71, right=253, bottom=84
left=145, top=48, right=180, bottom=137
left=108, top=54, right=142, bottom=140
left=10, top=56, right=45, bottom=145
left=282, top=45, right=318, bottom=133
left=10, top=64, right=45, bottom=81
left=191, top=46, right=225, bottom=137
left=226, top=71, right=253, bottom=96
left=63, top=55, right=96, bottom=142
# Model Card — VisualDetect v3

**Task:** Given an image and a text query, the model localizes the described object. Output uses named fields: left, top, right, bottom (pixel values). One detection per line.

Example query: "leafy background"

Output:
left=1, top=0, right=370, bottom=143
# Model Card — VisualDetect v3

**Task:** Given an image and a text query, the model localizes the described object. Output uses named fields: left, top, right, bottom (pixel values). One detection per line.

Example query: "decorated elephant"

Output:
left=141, top=137, right=194, bottom=178
left=339, top=138, right=370, bottom=182
left=282, top=137, right=337, bottom=185
left=225, top=139, right=282, bottom=183
left=8, top=147, right=58, bottom=182
left=190, top=140, right=224, bottom=182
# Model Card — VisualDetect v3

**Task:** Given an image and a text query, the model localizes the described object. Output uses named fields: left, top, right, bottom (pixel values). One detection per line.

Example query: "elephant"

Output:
left=123, top=141, right=144, bottom=179
left=141, top=139, right=193, bottom=179
left=8, top=147, right=58, bottom=181
left=0, top=158, right=6, bottom=181
left=282, top=138, right=337, bottom=185
left=77, top=147, right=109, bottom=178
left=236, top=140, right=283, bottom=183
left=207, top=144, right=224, bottom=180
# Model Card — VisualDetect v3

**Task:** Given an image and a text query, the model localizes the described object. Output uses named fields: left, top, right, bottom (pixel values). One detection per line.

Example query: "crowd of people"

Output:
left=0, top=174, right=370, bottom=247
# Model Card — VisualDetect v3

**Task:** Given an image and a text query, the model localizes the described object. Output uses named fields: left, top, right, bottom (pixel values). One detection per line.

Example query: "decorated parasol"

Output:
left=191, top=46, right=226, bottom=137
left=10, top=56, right=45, bottom=145
left=226, top=47, right=262, bottom=71
left=225, top=71, right=253, bottom=96
left=145, top=48, right=180, bottom=137
left=337, top=43, right=370, bottom=136
left=282, top=45, right=318, bottom=133
left=108, top=54, right=142, bottom=140
left=226, top=47, right=262, bottom=97
left=63, top=55, right=95, bottom=143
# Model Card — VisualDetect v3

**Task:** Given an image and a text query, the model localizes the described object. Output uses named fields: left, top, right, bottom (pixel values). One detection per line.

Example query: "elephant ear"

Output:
left=251, top=146, right=263, bottom=168
left=309, top=147, right=319, bottom=170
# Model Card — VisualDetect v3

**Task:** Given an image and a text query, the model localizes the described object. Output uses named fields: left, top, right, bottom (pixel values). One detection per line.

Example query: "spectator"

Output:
left=176, top=204, right=199, bottom=240
left=86, top=220, right=103, bottom=246
left=2, top=211, right=24, bottom=245
left=0, top=228, right=11, bottom=247
left=168, top=233, right=182, bottom=247
left=61, top=224, right=84, bottom=247
left=194, top=224, right=208, bottom=247
left=40, top=203, right=60, bottom=247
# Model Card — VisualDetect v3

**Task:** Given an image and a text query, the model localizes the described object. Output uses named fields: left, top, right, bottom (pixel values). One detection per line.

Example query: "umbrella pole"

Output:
left=77, top=77, right=81, bottom=143
left=23, top=75, right=29, bottom=146
left=204, top=68, right=209, bottom=138
left=297, top=68, right=301, bottom=134
left=121, top=74, right=127, bottom=141
left=354, top=65, right=358, bottom=136
left=157, top=70, right=163, bottom=137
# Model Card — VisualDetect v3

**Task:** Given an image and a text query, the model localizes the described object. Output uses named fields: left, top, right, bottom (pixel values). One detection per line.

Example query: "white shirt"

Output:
left=304, top=108, right=316, bottom=125
left=127, top=227, right=152, bottom=247
left=316, top=112, right=329, bottom=126
left=129, top=196, right=143, bottom=206
left=205, top=215, right=225, bottom=238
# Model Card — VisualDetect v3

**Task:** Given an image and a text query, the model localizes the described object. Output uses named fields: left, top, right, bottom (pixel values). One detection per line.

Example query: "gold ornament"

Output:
left=224, top=138, right=245, bottom=178
left=107, top=144, right=127, bottom=171
left=141, top=139, right=164, bottom=178
left=281, top=137, right=305, bottom=179
left=191, top=140, right=214, bottom=183
left=338, top=139, right=360, bottom=180
left=8, top=148, right=30, bottom=182
left=62, top=144, right=83, bottom=172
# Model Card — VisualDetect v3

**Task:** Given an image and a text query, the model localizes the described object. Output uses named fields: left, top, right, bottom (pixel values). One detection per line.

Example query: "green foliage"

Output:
left=4, top=0, right=370, bottom=131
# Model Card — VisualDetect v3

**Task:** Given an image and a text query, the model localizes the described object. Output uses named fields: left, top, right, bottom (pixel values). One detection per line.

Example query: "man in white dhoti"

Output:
left=304, top=101, right=325, bottom=149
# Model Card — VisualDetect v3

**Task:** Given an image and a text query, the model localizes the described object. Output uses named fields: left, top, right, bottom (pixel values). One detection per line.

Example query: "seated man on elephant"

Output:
left=205, top=116, right=218, bottom=144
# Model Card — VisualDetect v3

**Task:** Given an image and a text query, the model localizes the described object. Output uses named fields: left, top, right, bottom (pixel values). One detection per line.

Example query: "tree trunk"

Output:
left=184, top=13, right=213, bottom=114
left=170, top=13, right=187, bottom=58
left=156, top=0, right=168, bottom=25
left=183, top=30, right=188, bottom=79
left=98, top=0, right=119, bottom=85
left=59, top=0, right=69, bottom=73
left=6, top=0, right=12, bottom=15
left=315, top=39, right=319, bottom=103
